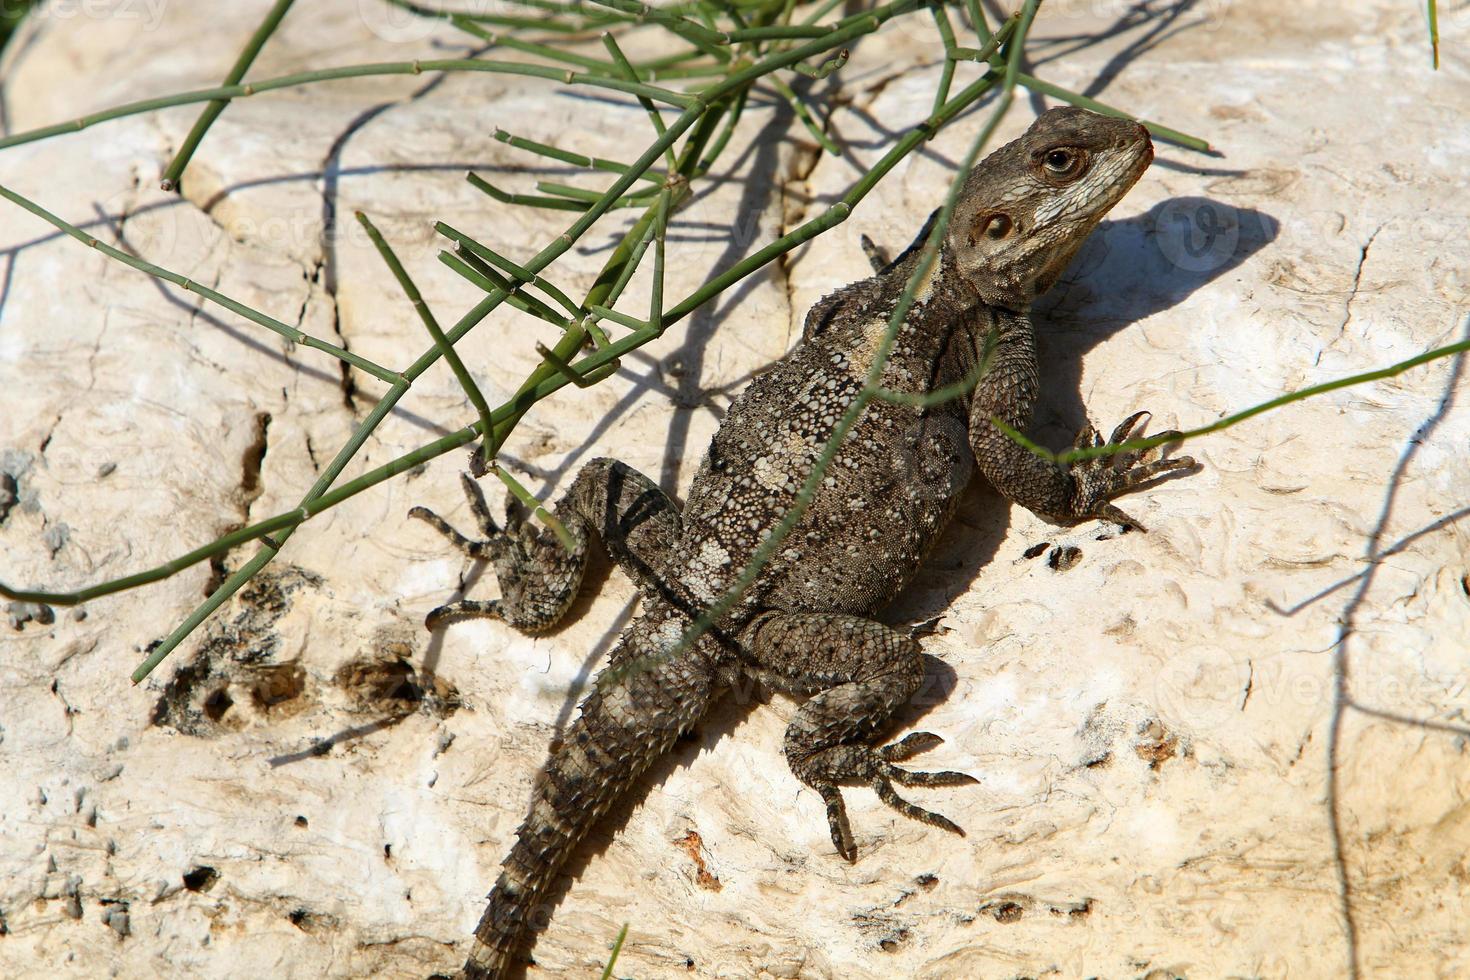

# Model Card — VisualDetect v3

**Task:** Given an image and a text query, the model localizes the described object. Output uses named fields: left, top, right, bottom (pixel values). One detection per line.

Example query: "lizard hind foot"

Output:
left=412, top=472, right=590, bottom=634
left=803, top=739, right=978, bottom=861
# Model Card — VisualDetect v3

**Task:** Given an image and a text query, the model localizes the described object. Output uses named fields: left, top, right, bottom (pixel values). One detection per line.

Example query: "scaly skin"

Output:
left=412, top=107, right=1195, bottom=978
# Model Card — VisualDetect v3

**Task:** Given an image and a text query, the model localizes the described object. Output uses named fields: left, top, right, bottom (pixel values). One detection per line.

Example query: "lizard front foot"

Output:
left=1068, top=411, right=1194, bottom=532
left=797, top=733, right=978, bottom=862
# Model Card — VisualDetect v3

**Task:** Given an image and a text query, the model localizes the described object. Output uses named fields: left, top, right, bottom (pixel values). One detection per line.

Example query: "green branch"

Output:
left=0, top=182, right=402, bottom=385
left=159, top=0, right=297, bottom=191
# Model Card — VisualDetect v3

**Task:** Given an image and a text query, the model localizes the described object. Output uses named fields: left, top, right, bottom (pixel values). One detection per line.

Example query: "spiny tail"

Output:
left=460, top=621, right=716, bottom=979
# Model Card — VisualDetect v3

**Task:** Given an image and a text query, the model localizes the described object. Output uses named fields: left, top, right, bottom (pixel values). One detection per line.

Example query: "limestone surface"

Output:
left=1, top=1, right=1467, bottom=978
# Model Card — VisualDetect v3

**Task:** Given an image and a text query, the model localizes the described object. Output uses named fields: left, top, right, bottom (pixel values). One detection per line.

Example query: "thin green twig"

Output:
left=357, top=213, right=495, bottom=463
left=160, top=0, right=297, bottom=192
left=0, top=57, right=698, bottom=152
left=436, top=221, right=584, bottom=319
left=1428, top=0, right=1440, bottom=69
left=468, top=171, right=591, bottom=212
left=490, top=464, right=579, bottom=551
left=599, top=924, right=630, bottom=980
left=930, top=1, right=958, bottom=115
left=768, top=75, right=840, bottom=154
left=440, top=248, right=574, bottom=329
left=602, top=30, right=678, bottom=167
left=0, top=182, right=401, bottom=385
left=493, top=127, right=662, bottom=181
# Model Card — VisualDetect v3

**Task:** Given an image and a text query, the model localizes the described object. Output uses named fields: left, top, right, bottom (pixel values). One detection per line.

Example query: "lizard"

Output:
left=409, top=106, right=1195, bottom=978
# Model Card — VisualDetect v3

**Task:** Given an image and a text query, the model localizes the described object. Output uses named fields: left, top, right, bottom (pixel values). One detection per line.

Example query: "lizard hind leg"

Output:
left=411, top=471, right=588, bottom=634
left=740, top=612, right=978, bottom=862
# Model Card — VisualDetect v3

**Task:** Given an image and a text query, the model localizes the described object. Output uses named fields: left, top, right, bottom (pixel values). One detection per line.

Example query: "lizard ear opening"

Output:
left=969, top=212, right=1012, bottom=246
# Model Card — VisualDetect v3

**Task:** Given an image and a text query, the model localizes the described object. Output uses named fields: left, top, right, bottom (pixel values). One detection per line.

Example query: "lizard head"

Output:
left=947, top=106, right=1152, bottom=310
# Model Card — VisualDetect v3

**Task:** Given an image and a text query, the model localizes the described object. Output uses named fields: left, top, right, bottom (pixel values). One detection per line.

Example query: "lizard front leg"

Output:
left=739, top=611, right=977, bottom=862
left=411, top=457, right=681, bottom=632
left=967, top=315, right=1194, bottom=531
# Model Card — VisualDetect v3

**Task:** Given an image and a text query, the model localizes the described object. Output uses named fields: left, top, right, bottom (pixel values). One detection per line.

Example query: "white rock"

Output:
left=1, top=1, right=1467, bottom=977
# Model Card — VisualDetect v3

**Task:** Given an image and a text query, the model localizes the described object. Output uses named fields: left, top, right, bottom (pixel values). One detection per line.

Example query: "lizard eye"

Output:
left=1040, top=147, right=1086, bottom=180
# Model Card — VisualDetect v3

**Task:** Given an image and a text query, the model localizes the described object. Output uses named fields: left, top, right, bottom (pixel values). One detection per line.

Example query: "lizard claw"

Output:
left=807, top=739, right=976, bottom=861
left=1068, top=412, right=1194, bottom=531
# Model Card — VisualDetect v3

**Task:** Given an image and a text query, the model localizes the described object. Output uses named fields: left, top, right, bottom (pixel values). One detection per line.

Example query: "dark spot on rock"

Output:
left=336, top=650, right=459, bottom=719
left=1069, top=898, right=1093, bottom=920
left=1048, top=545, right=1082, bottom=571
left=1083, top=751, right=1112, bottom=769
left=1134, top=720, right=1178, bottom=771
left=182, top=866, right=219, bottom=892
left=151, top=567, right=323, bottom=734
left=985, top=900, right=1024, bottom=923
left=877, top=928, right=910, bottom=951
left=294, top=815, right=308, bottom=828
left=1023, top=542, right=1049, bottom=559
left=7, top=600, right=54, bottom=630
left=249, top=663, right=305, bottom=711
left=286, top=907, right=338, bottom=933
left=102, top=900, right=130, bottom=938
left=0, top=472, right=17, bottom=523
left=916, top=873, right=939, bottom=891
left=202, top=687, right=233, bottom=722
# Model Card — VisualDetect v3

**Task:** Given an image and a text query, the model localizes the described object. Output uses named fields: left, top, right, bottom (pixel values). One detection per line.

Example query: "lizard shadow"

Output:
left=1032, top=196, right=1279, bottom=444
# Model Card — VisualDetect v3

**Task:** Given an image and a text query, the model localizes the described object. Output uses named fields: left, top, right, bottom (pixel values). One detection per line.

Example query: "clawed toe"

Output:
left=819, top=784, right=856, bottom=862
left=424, top=598, right=505, bottom=631
left=879, top=731, right=944, bottom=762
left=872, top=776, right=966, bottom=837
left=808, top=740, right=976, bottom=860
left=1107, top=410, right=1150, bottom=447
left=885, top=763, right=978, bottom=788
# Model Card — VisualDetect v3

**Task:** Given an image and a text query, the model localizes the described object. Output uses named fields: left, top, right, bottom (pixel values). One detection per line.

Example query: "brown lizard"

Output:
left=410, top=106, right=1194, bottom=978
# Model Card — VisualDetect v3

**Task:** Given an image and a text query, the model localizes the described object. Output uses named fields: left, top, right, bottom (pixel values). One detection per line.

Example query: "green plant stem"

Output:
left=535, top=179, right=663, bottom=207
left=467, top=171, right=591, bottom=211
left=490, top=464, right=578, bottom=551
left=602, top=30, right=678, bottom=167
left=1014, top=72, right=1209, bottom=151
left=383, top=0, right=627, bottom=32
left=587, top=0, right=733, bottom=59
left=492, top=127, right=661, bottom=181
left=1428, top=0, right=1440, bottom=69
left=930, top=1, right=958, bottom=115
left=0, top=181, right=401, bottom=384
left=791, top=47, right=848, bottom=79
left=357, top=212, right=496, bottom=463
left=0, top=58, right=697, bottom=152
left=159, top=0, right=297, bottom=192
left=599, top=924, right=630, bottom=980
left=439, top=248, right=573, bottom=328
left=768, top=75, right=840, bottom=154
left=435, top=222, right=583, bottom=319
